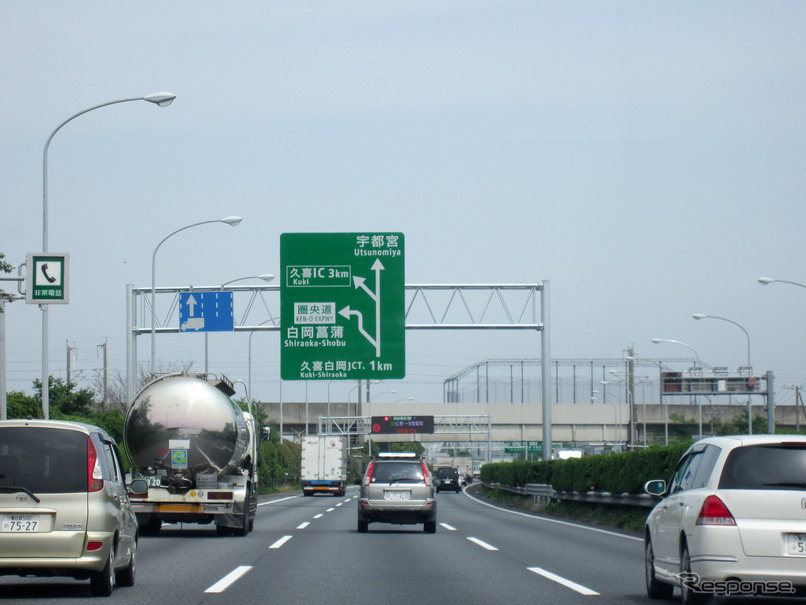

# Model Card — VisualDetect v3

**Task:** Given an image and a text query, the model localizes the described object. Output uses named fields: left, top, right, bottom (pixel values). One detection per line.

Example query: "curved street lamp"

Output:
left=41, top=92, right=176, bottom=418
left=758, top=276, right=806, bottom=289
left=692, top=313, right=751, bottom=370
left=651, top=338, right=702, bottom=367
left=150, top=216, right=242, bottom=375
left=221, top=273, right=275, bottom=288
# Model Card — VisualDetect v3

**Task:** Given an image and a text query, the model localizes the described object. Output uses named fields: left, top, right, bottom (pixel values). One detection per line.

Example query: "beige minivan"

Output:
left=0, top=419, right=142, bottom=596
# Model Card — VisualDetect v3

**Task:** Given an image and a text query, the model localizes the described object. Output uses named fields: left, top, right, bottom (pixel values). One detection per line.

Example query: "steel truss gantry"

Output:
left=126, top=282, right=552, bottom=457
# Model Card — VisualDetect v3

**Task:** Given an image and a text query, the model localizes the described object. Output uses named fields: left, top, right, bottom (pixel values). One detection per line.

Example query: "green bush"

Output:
left=482, top=441, right=692, bottom=494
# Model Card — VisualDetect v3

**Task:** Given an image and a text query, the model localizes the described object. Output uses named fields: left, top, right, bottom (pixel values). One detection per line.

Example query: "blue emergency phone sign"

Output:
left=179, top=291, right=234, bottom=332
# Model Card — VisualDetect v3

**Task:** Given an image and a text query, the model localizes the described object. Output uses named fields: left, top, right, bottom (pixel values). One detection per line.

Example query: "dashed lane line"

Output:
left=528, top=567, right=599, bottom=596
left=205, top=565, right=252, bottom=593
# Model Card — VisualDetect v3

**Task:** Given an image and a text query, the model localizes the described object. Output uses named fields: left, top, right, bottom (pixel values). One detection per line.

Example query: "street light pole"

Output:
left=758, top=277, right=806, bottom=289
left=150, top=216, right=242, bottom=376
left=651, top=338, right=702, bottom=367
left=41, top=92, right=175, bottom=419
left=692, top=313, right=751, bottom=371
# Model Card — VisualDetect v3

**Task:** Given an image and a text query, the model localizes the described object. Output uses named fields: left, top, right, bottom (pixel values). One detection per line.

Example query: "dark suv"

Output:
left=357, top=453, right=437, bottom=533
left=435, top=467, right=461, bottom=493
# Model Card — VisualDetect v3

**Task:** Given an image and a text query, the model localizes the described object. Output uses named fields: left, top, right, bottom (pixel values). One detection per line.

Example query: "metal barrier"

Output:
left=483, top=482, right=657, bottom=509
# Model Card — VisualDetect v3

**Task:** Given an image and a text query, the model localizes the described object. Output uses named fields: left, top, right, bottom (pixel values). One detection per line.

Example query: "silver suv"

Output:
left=0, top=419, right=143, bottom=596
left=357, top=452, right=437, bottom=533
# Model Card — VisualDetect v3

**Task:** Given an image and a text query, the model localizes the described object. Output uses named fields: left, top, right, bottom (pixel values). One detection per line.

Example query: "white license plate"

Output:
left=787, top=534, right=806, bottom=556
left=383, top=490, right=410, bottom=501
left=2, top=514, right=40, bottom=533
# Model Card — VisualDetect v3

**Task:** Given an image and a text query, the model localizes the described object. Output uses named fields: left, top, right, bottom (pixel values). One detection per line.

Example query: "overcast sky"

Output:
left=2, top=1, right=805, bottom=406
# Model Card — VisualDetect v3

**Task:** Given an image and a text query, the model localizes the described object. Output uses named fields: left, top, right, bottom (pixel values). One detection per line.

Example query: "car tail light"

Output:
left=87, top=437, right=104, bottom=492
left=86, top=541, right=103, bottom=551
left=696, top=495, right=736, bottom=526
left=363, top=462, right=375, bottom=487
left=421, top=462, right=432, bottom=487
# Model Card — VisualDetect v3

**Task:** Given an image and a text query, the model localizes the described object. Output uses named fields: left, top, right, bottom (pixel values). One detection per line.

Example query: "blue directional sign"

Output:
left=179, top=291, right=234, bottom=332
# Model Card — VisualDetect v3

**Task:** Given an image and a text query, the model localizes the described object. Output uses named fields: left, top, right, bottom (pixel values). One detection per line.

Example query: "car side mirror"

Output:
left=644, top=479, right=667, bottom=497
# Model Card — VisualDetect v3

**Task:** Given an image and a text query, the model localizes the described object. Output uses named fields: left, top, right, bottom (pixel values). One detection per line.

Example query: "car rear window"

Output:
left=719, top=443, right=806, bottom=490
left=0, top=427, right=87, bottom=493
left=371, top=462, right=424, bottom=484
left=436, top=468, right=458, bottom=478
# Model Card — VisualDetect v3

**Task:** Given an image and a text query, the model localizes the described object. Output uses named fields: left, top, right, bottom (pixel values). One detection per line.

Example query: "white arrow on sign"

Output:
left=186, top=294, right=198, bottom=316
left=338, top=305, right=379, bottom=355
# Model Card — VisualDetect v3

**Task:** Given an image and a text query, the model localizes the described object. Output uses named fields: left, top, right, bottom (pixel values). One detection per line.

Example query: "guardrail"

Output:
left=483, top=482, right=658, bottom=509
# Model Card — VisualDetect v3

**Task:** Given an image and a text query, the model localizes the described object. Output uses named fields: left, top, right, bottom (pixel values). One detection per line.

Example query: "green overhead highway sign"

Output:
left=280, top=232, right=405, bottom=380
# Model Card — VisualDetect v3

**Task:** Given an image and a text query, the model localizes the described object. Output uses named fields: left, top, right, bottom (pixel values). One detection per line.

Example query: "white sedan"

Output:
left=644, top=434, right=806, bottom=605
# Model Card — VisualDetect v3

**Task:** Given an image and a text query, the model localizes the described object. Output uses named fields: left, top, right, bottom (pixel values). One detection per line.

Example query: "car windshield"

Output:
left=371, top=462, right=423, bottom=484
left=719, top=443, right=806, bottom=490
left=0, top=427, right=87, bottom=493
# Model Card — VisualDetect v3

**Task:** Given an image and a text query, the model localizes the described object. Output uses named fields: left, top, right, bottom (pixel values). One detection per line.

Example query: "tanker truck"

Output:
left=124, top=373, right=258, bottom=536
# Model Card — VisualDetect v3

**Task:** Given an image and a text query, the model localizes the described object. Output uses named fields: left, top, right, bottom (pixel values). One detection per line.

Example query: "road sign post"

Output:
left=280, top=232, right=405, bottom=380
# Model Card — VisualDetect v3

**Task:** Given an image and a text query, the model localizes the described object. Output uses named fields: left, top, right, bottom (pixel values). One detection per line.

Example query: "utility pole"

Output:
left=97, top=339, right=108, bottom=408
left=66, top=341, right=77, bottom=384
left=627, top=345, right=635, bottom=446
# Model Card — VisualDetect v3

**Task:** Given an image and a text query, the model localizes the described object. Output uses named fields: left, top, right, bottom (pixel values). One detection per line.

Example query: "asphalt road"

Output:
left=1, top=485, right=659, bottom=604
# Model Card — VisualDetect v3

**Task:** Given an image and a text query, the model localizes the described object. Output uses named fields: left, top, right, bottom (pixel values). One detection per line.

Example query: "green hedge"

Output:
left=480, top=441, right=691, bottom=494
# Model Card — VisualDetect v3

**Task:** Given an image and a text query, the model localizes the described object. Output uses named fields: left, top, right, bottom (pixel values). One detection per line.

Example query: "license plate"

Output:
left=787, top=534, right=806, bottom=556
left=2, top=514, right=40, bottom=533
left=384, top=490, right=410, bottom=501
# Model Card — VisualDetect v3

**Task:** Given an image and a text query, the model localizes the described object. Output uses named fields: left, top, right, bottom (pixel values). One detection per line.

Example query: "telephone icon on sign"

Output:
left=41, top=263, right=57, bottom=283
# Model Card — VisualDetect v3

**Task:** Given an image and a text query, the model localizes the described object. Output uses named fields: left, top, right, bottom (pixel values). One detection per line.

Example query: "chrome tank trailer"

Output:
left=124, top=374, right=252, bottom=492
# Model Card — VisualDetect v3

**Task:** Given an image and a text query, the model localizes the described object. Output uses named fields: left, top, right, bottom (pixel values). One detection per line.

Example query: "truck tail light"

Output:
left=87, top=438, right=104, bottom=492
left=208, top=492, right=234, bottom=500
left=363, top=462, right=375, bottom=487
left=696, top=495, right=736, bottom=526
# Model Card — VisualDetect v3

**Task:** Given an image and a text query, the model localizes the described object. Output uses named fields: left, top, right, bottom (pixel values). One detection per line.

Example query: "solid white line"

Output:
left=205, top=565, right=252, bottom=593
left=528, top=567, right=599, bottom=596
left=467, top=537, right=499, bottom=551
left=297, top=521, right=310, bottom=529
left=269, top=535, right=293, bottom=549
left=463, top=489, right=641, bottom=542
left=440, top=522, right=457, bottom=531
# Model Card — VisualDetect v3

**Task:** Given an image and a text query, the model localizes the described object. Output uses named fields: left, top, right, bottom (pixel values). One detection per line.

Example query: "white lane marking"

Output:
left=463, top=489, right=641, bottom=542
left=258, top=495, right=298, bottom=507
left=467, top=537, right=499, bottom=551
left=528, top=567, right=599, bottom=596
left=205, top=565, right=252, bottom=593
left=440, top=523, right=456, bottom=531
left=297, top=522, right=310, bottom=529
left=326, top=508, right=335, bottom=512
left=313, top=513, right=324, bottom=519
left=335, top=502, right=343, bottom=507
left=269, top=535, right=293, bottom=549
